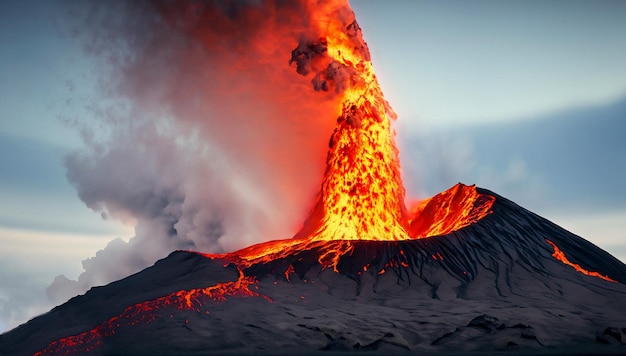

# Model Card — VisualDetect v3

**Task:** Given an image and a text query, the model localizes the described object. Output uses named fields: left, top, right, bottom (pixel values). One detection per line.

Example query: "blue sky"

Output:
left=352, top=0, right=626, bottom=127
left=1, top=0, right=626, bottom=332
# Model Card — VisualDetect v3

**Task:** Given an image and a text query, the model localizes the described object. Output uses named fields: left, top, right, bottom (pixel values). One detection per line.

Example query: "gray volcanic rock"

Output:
left=2, top=186, right=626, bottom=355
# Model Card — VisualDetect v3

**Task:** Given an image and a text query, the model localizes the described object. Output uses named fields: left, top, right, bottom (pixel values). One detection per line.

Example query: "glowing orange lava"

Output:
left=203, top=183, right=494, bottom=272
left=35, top=271, right=271, bottom=355
left=409, top=183, right=495, bottom=238
left=292, top=0, right=410, bottom=242
left=546, top=239, right=616, bottom=283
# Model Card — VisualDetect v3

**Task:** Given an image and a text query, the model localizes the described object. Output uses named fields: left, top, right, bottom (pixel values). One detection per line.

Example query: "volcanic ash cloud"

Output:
left=51, top=0, right=359, bottom=304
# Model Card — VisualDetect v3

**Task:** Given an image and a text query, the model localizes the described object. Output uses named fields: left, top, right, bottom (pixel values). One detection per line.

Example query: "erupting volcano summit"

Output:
left=2, top=0, right=626, bottom=355
left=287, top=1, right=493, bottom=244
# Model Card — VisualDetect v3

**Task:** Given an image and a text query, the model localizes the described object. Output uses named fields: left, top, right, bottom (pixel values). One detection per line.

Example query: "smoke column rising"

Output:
left=49, top=0, right=356, bottom=303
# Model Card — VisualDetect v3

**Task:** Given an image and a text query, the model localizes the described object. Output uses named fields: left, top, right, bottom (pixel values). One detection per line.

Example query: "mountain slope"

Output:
left=2, top=184, right=626, bottom=355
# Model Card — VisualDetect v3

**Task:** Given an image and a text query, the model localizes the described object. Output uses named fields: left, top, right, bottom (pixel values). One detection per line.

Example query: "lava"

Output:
left=291, top=0, right=409, bottom=241
left=546, top=239, right=617, bottom=283
left=203, top=184, right=494, bottom=272
left=35, top=271, right=271, bottom=355
left=409, top=183, right=495, bottom=238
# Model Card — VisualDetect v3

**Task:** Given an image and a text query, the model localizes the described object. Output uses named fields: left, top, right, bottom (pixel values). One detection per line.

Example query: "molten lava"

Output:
left=409, top=183, right=495, bottom=238
left=206, top=183, right=494, bottom=271
left=34, top=271, right=271, bottom=355
left=546, top=239, right=616, bottom=283
left=290, top=1, right=409, bottom=241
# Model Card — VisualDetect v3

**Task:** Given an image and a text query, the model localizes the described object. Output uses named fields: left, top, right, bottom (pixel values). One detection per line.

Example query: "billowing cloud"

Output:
left=49, top=0, right=357, bottom=303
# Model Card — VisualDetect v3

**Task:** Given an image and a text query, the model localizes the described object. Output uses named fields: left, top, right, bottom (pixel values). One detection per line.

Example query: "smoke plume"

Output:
left=49, top=0, right=354, bottom=304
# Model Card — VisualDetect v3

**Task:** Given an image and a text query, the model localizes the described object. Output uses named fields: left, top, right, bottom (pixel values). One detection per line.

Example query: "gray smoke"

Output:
left=48, top=0, right=351, bottom=304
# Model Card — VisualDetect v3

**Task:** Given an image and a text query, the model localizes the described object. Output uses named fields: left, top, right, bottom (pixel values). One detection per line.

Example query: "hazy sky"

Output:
left=1, top=0, right=625, bottom=333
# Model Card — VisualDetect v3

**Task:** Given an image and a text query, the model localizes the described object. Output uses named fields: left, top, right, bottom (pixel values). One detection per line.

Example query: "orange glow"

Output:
left=284, top=265, right=295, bottom=281
left=153, top=0, right=344, bottom=238
left=546, top=239, right=616, bottom=283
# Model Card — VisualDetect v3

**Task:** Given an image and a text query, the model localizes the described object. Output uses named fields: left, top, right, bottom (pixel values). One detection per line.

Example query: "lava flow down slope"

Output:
left=3, top=0, right=626, bottom=355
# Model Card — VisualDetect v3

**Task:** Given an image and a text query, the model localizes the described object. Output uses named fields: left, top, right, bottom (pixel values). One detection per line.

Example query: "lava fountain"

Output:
left=289, top=1, right=410, bottom=242
left=289, top=1, right=492, bottom=242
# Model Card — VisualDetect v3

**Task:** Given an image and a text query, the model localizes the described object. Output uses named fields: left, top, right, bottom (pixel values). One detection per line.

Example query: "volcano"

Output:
left=3, top=1, right=626, bottom=355
left=2, top=184, right=626, bottom=355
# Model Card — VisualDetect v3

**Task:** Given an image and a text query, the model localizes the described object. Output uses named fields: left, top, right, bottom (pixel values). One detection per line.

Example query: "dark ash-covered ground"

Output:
left=2, top=187, right=626, bottom=355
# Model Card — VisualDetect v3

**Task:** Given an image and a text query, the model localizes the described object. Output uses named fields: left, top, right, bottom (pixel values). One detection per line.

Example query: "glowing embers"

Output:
left=546, top=239, right=616, bottom=283
left=35, top=272, right=271, bottom=355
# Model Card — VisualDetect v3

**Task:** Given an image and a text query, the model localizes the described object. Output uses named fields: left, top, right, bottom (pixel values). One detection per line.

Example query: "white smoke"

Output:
left=48, top=0, right=351, bottom=304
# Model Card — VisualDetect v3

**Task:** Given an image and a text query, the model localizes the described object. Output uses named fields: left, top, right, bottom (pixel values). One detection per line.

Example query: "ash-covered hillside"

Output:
left=2, top=184, right=626, bottom=355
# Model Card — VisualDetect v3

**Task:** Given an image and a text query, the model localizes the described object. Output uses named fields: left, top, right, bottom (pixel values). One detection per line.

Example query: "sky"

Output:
left=1, top=0, right=625, bottom=333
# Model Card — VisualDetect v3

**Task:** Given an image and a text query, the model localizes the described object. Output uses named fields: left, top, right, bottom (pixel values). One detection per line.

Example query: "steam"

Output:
left=48, top=0, right=353, bottom=304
